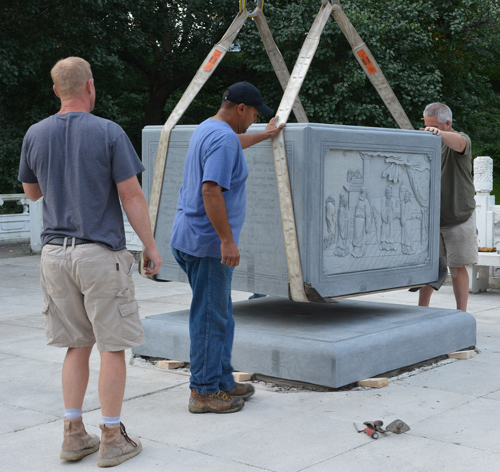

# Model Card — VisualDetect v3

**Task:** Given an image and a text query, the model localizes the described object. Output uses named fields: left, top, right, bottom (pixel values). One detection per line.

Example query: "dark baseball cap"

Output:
left=224, top=82, right=274, bottom=116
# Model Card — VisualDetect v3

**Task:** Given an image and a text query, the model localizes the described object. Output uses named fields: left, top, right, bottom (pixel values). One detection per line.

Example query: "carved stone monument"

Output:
left=142, top=123, right=442, bottom=299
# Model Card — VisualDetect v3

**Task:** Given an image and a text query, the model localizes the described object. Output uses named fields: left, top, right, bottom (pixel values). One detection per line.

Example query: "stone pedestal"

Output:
left=132, top=297, right=476, bottom=388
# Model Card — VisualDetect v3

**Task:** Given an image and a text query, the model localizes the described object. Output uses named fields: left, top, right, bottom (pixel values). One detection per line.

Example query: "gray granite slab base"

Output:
left=133, top=298, right=476, bottom=388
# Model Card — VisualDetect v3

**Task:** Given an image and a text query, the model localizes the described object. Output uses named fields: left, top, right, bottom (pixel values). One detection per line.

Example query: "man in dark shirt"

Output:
left=418, top=102, right=477, bottom=312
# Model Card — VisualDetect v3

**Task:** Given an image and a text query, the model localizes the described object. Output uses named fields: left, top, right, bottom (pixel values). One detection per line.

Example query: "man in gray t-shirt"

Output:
left=18, top=57, right=162, bottom=467
left=19, top=112, right=145, bottom=250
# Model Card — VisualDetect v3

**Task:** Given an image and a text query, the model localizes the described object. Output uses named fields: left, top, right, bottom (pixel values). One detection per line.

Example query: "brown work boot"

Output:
left=189, top=388, right=245, bottom=414
left=226, top=382, right=255, bottom=400
left=97, top=422, right=142, bottom=468
left=60, top=417, right=100, bottom=461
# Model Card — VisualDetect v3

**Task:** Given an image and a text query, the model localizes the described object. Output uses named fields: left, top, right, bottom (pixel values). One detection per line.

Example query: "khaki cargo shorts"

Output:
left=440, top=211, right=478, bottom=268
left=40, top=242, right=145, bottom=352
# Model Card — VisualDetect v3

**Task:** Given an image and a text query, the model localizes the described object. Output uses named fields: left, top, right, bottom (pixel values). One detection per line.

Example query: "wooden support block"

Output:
left=157, top=360, right=185, bottom=369
left=358, top=378, right=389, bottom=388
left=448, top=350, right=475, bottom=360
left=233, top=372, right=253, bottom=382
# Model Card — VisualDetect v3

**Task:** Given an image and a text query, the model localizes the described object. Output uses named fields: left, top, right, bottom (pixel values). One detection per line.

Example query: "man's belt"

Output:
left=47, top=237, right=95, bottom=246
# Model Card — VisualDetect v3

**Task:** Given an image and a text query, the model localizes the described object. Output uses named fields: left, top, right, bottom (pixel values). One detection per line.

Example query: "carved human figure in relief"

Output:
left=334, top=192, right=350, bottom=257
left=401, top=191, right=414, bottom=254
left=380, top=185, right=396, bottom=251
left=323, top=195, right=336, bottom=249
left=352, top=187, right=372, bottom=258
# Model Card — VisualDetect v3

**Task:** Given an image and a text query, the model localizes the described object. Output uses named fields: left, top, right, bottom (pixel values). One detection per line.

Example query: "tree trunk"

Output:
left=144, top=89, right=168, bottom=125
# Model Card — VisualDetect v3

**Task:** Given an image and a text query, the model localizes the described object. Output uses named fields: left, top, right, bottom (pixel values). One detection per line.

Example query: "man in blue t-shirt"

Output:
left=18, top=57, right=162, bottom=466
left=171, top=82, right=284, bottom=414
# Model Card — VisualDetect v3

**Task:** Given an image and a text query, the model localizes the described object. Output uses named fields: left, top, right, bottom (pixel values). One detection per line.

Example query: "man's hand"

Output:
left=264, top=116, right=286, bottom=139
left=420, top=126, right=441, bottom=136
left=118, top=175, right=165, bottom=276
left=238, top=115, right=286, bottom=149
left=221, top=240, right=240, bottom=267
left=142, top=246, right=163, bottom=276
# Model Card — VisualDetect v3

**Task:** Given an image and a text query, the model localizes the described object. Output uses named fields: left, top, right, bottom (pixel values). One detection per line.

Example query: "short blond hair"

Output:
left=51, top=57, right=92, bottom=99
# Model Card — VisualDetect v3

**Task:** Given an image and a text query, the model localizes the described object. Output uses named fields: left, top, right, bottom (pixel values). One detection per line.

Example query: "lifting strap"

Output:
left=142, top=10, right=250, bottom=275
left=253, top=9, right=309, bottom=123
left=142, top=2, right=306, bottom=277
left=329, top=0, right=413, bottom=130
left=268, top=0, right=414, bottom=301
left=144, top=1, right=414, bottom=304
left=271, top=1, right=333, bottom=302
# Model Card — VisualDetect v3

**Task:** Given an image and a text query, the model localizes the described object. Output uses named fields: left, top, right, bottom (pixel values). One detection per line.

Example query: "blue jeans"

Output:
left=172, top=248, right=236, bottom=395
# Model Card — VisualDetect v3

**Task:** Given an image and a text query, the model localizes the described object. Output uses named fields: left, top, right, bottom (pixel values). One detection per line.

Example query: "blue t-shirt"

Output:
left=18, top=112, right=145, bottom=250
left=170, top=118, right=249, bottom=258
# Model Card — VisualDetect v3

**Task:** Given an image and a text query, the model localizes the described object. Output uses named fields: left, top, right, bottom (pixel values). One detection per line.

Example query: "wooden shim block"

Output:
left=358, top=378, right=389, bottom=388
left=157, top=360, right=185, bottom=369
left=233, top=372, right=253, bottom=382
left=448, top=350, right=475, bottom=360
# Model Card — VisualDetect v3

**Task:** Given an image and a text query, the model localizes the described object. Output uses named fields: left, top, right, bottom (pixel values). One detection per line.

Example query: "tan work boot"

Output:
left=189, top=388, right=245, bottom=414
left=97, top=422, right=142, bottom=468
left=226, top=382, right=255, bottom=400
left=60, top=416, right=100, bottom=461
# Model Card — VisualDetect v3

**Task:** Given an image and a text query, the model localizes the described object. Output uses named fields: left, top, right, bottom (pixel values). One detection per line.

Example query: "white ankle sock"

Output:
left=102, top=416, right=120, bottom=426
left=64, top=408, right=82, bottom=419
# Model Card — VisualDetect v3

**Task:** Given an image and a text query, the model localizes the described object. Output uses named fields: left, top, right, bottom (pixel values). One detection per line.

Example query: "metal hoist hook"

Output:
left=239, top=0, right=265, bottom=18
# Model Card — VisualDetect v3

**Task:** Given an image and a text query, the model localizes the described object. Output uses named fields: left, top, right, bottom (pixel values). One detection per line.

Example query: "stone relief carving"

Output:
left=347, top=169, right=363, bottom=183
left=352, top=188, right=373, bottom=258
left=400, top=191, right=414, bottom=254
left=323, top=195, right=336, bottom=249
left=474, top=156, right=493, bottom=194
left=380, top=185, right=396, bottom=251
left=322, top=149, right=432, bottom=275
left=382, top=154, right=430, bottom=208
left=334, top=192, right=351, bottom=257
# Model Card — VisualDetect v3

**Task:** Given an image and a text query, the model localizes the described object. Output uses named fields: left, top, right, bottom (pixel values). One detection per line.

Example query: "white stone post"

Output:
left=474, top=156, right=495, bottom=248
left=468, top=156, right=500, bottom=292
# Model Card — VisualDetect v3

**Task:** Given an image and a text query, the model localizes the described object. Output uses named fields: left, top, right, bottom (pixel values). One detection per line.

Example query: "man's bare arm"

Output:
left=420, top=127, right=466, bottom=153
left=22, top=182, right=43, bottom=201
left=117, top=176, right=162, bottom=276
left=202, top=181, right=240, bottom=267
left=238, top=116, right=285, bottom=149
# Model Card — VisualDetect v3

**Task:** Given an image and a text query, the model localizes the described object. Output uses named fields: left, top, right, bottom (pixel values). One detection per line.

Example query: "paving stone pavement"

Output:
left=1, top=250, right=499, bottom=472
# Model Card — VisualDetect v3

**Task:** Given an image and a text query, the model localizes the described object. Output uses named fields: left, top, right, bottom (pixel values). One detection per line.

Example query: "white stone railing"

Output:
left=0, top=194, right=32, bottom=244
left=7, top=196, right=142, bottom=253
left=467, top=156, right=500, bottom=292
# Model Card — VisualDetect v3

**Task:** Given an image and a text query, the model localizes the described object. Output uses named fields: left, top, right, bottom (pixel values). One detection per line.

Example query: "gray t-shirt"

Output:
left=18, top=112, right=145, bottom=250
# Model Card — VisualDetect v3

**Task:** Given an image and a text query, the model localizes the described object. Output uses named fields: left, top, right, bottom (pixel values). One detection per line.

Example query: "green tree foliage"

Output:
left=235, top=0, right=500, bottom=180
left=1, top=0, right=499, bottom=194
left=0, top=0, right=238, bottom=193
left=238, top=1, right=500, bottom=128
